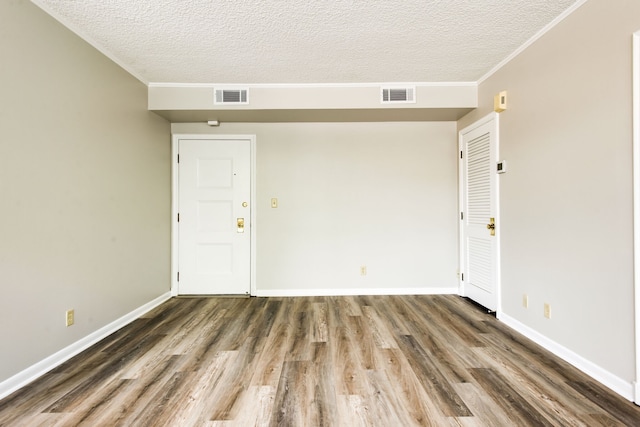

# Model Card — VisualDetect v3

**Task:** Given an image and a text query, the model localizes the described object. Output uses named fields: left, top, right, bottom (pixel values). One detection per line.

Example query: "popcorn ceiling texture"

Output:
left=33, top=0, right=579, bottom=84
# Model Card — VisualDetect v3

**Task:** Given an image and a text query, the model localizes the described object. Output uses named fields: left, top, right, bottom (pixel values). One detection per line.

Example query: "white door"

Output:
left=177, top=138, right=251, bottom=295
left=460, top=114, right=499, bottom=312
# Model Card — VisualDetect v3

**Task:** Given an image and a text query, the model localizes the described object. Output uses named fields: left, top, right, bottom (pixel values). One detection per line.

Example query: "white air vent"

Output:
left=214, top=88, right=249, bottom=105
left=381, top=86, right=416, bottom=104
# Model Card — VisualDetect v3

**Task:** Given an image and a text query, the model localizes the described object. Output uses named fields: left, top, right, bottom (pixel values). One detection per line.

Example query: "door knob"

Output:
left=237, top=218, right=244, bottom=233
left=486, top=218, right=495, bottom=236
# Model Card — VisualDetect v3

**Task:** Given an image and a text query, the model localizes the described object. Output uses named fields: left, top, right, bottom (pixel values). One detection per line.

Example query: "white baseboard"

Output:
left=500, top=312, right=634, bottom=402
left=0, top=292, right=172, bottom=401
left=255, top=287, right=459, bottom=297
left=635, top=381, right=640, bottom=405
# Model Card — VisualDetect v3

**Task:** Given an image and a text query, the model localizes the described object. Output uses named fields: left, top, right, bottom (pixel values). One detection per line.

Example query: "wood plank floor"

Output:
left=1, top=295, right=639, bottom=426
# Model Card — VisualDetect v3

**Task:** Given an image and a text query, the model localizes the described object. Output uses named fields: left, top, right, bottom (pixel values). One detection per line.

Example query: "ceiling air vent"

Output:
left=381, top=86, right=416, bottom=104
left=214, top=88, right=249, bottom=105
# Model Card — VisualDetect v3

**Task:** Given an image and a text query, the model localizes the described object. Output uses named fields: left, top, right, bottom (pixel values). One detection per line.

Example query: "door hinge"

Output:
left=460, top=212, right=464, bottom=220
left=460, top=150, right=463, bottom=159
left=461, top=273, right=464, bottom=281
left=177, top=272, right=180, bottom=282
left=177, top=213, right=180, bottom=222
left=177, top=154, right=180, bottom=163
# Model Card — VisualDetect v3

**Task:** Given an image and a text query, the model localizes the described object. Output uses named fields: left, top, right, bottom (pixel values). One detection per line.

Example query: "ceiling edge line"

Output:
left=148, top=82, right=478, bottom=88
left=476, top=0, right=589, bottom=85
left=30, top=0, right=149, bottom=86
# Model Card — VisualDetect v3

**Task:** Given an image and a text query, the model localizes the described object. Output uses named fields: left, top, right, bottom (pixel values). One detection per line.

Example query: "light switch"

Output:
left=271, top=198, right=278, bottom=208
left=497, top=160, right=507, bottom=174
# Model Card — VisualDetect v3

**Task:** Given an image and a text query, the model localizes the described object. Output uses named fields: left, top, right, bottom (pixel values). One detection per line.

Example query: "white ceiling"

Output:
left=33, top=0, right=581, bottom=85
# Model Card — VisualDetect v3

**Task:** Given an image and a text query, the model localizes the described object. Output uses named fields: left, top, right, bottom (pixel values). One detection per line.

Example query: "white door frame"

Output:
left=171, top=134, right=257, bottom=297
left=458, top=112, right=501, bottom=316
left=632, top=30, right=640, bottom=404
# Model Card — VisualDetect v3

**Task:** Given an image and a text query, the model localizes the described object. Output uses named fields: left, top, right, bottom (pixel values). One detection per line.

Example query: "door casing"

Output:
left=458, top=112, right=501, bottom=315
left=171, top=134, right=257, bottom=296
left=632, top=30, right=640, bottom=404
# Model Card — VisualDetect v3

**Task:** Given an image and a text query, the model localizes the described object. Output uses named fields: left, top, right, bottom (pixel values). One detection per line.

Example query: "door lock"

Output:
left=486, top=217, right=495, bottom=236
left=237, top=218, right=245, bottom=233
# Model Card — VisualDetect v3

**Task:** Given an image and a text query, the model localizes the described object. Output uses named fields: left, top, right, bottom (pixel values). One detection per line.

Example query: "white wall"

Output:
left=0, top=1, right=171, bottom=385
left=172, top=122, right=459, bottom=295
left=459, top=0, right=640, bottom=393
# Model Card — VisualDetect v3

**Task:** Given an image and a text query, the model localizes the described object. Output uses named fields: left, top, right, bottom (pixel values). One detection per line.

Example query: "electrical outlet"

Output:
left=544, top=303, right=551, bottom=319
left=66, top=309, right=74, bottom=327
left=360, top=266, right=367, bottom=276
left=522, top=294, right=528, bottom=308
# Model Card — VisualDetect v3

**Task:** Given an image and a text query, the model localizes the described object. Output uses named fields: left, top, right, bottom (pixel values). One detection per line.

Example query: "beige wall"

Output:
left=459, top=0, right=640, bottom=383
left=172, top=122, right=459, bottom=294
left=0, top=1, right=171, bottom=383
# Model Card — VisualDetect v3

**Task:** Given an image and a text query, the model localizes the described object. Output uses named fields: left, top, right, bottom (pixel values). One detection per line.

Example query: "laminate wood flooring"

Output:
left=1, top=295, right=639, bottom=426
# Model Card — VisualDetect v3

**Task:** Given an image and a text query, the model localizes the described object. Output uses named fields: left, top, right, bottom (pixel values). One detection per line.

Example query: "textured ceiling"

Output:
left=32, top=0, right=581, bottom=85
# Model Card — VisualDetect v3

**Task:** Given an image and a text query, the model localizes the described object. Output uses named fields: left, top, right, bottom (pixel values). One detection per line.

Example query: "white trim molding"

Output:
left=632, top=30, right=640, bottom=404
left=149, top=81, right=477, bottom=89
left=30, top=0, right=148, bottom=85
left=477, top=0, right=588, bottom=84
left=0, top=292, right=172, bottom=400
left=501, top=313, right=634, bottom=402
left=255, top=287, right=458, bottom=298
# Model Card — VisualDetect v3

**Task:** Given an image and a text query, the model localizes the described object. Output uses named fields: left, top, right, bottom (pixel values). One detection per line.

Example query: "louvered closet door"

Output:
left=461, top=116, right=498, bottom=311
